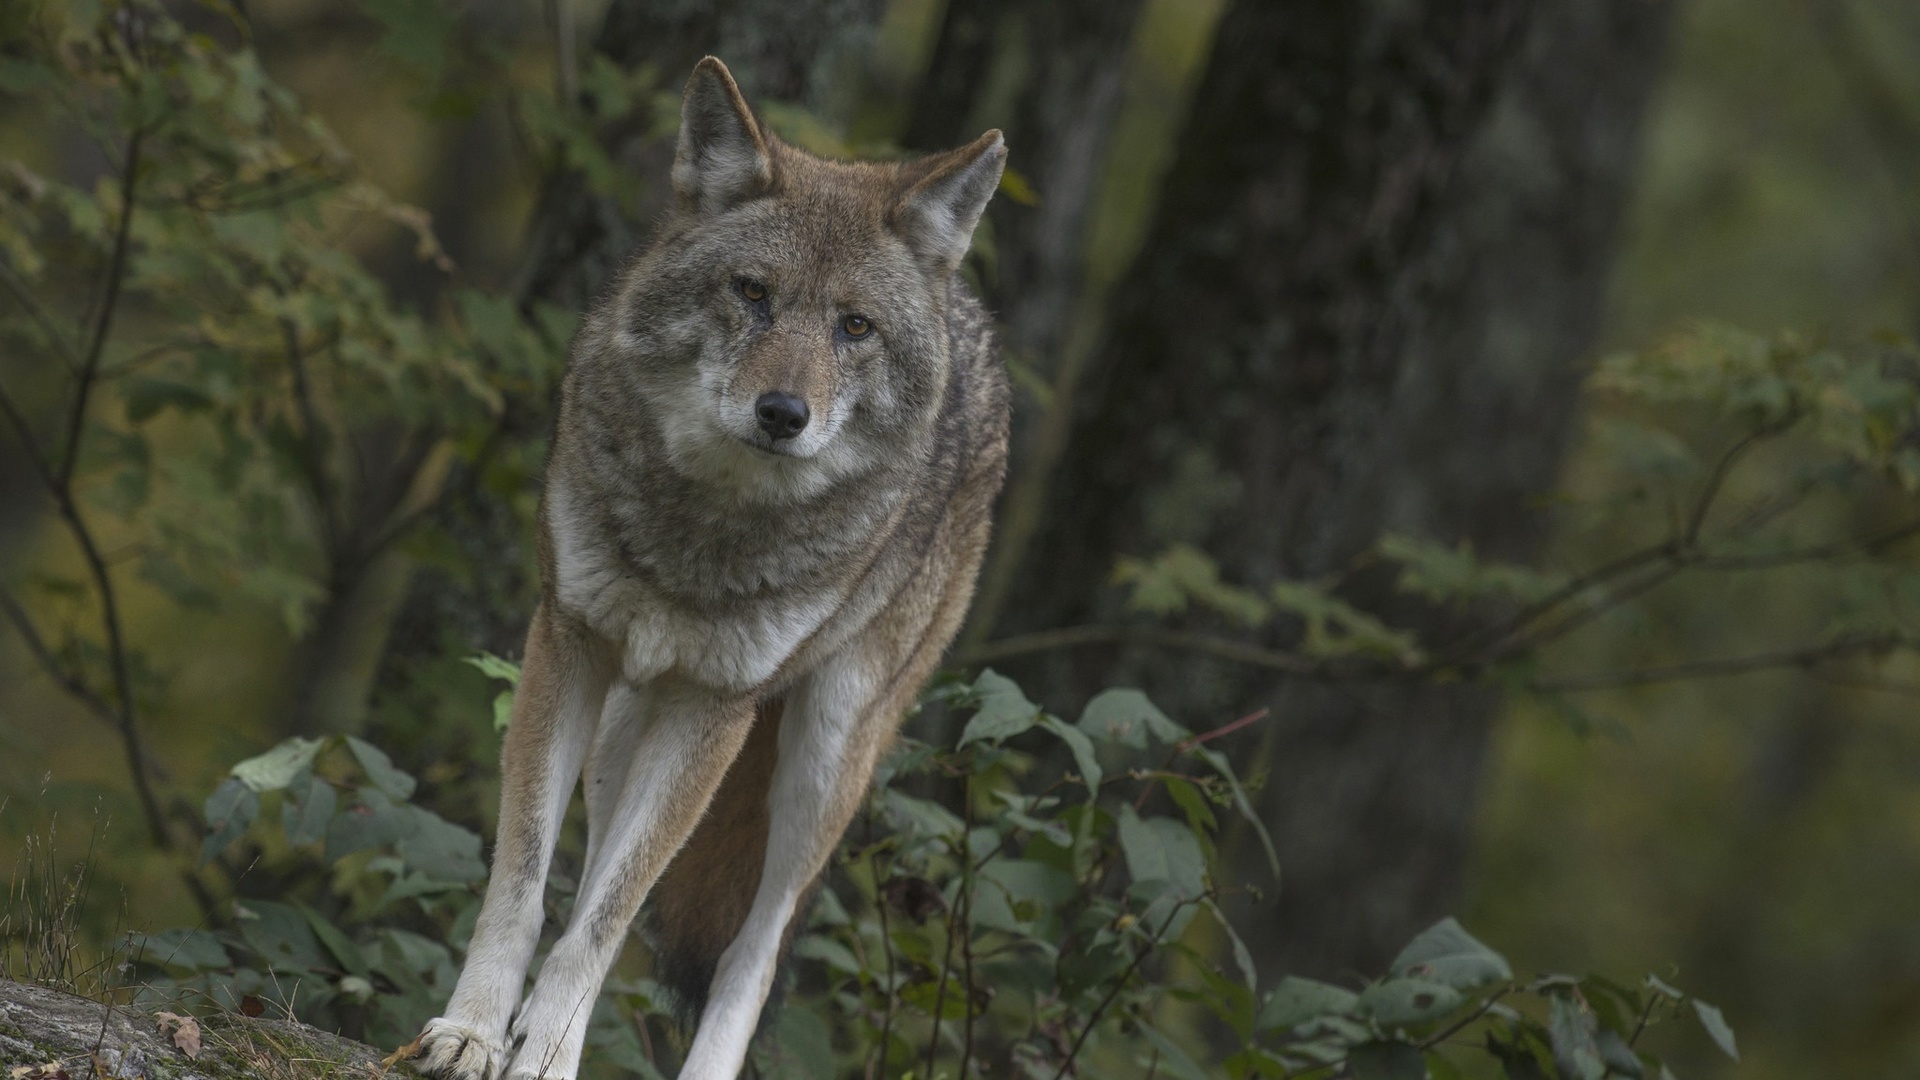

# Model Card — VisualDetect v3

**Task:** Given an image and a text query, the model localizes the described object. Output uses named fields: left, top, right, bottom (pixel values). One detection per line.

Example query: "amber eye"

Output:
left=842, top=314, right=872, bottom=338
left=738, top=279, right=768, bottom=303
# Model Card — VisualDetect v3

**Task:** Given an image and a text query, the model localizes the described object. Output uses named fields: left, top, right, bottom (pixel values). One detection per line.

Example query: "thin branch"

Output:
left=0, top=586, right=117, bottom=723
left=927, top=873, right=960, bottom=1080
left=1685, top=422, right=1779, bottom=548
left=1496, top=559, right=1687, bottom=657
left=1532, top=635, right=1908, bottom=693
left=276, top=312, right=339, bottom=555
left=960, top=778, right=978, bottom=1079
left=1693, top=516, right=1920, bottom=571
left=1048, top=897, right=1197, bottom=1080
left=59, top=131, right=144, bottom=490
left=1416, top=987, right=1511, bottom=1051
left=1440, top=541, right=1677, bottom=664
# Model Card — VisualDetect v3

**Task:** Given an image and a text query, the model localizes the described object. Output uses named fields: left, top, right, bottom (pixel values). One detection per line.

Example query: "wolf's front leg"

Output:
left=418, top=606, right=614, bottom=1080
left=504, top=683, right=757, bottom=1080
left=677, top=650, right=899, bottom=1080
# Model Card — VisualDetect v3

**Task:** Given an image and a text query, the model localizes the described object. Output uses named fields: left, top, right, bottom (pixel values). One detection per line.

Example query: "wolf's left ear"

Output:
left=892, top=130, right=1007, bottom=273
left=673, top=57, right=774, bottom=216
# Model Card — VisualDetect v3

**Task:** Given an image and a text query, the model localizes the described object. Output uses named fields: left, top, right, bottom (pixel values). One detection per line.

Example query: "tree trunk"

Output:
left=993, top=0, right=1676, bottom=980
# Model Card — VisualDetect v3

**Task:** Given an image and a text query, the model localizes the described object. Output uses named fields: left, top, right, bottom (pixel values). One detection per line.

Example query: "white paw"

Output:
left=415, top=1017, right=508, bottom=1080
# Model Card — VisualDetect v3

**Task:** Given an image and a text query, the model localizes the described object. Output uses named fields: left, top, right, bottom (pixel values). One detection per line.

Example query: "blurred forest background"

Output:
left=3, top=0, right=1919, bottom=1077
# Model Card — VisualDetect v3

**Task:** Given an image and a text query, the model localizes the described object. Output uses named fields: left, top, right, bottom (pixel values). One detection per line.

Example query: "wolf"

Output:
left=413, top=57, right=1010, bottom=1080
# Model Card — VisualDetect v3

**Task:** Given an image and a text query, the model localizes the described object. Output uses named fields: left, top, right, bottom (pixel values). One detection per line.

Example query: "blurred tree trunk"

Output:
left=904, top=0, right=1144, bottom=381
left=991, top=0, right=1676, bottom=979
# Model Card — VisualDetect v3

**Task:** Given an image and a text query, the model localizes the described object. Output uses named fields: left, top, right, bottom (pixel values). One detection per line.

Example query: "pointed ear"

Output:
left=891, top=130, right=1007, bottom=273
left=672, top=57, right=774, bottom=216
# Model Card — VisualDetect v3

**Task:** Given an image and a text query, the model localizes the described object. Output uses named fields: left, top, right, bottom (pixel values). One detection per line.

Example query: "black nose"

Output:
left=754, top=391, right=810, bottom=439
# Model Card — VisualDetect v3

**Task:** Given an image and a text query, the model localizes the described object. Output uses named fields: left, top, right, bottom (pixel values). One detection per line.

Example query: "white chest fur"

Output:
left=545, top=477, right=842, bottom=694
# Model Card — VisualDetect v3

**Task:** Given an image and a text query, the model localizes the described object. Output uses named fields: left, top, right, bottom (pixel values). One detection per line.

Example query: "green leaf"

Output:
left=1594, top=1029, right=1645, bottom=1078
left=133, top=928, right=230, bottom=972
left=121, top=376, right=213, bottom=423
left=1039, top=714, right=1102, bottom=793
left=1347, top=1040, right=1426, bottom=1080
left=346, top=735, right=418, bottom=800
left=1360, top=977, right=1465, bottom=1027
left=236, top=899, right=327, bottom=972
left=1377, top=532, right=1564, bottom=606
left=1269, top=579, right=1422, bottom=662
left=231, top=736, right=329, bottom=792
left=792, top=934, right=862, bottom=977
left=359, top=0, right=456, bottom=81
left=1487, top=1034, right=1551, bottom=1080
left=1644, top=973, right=1683, bottom=1000
left=463, top=651, right=521, bottom=686
left=1691, top=999, right=1738, bottom=1061
left=957, top=668, right=1045, bottom=746
left=1076, top=687, right=1186, bottom=748
left=1256, top=975, right=1359, bottom=1031
left=201, top=777, right=258, bottom=864
left=1391, top=917, right=1512, bottom=988
left=1205, top=897, right=1258, bottom=991
left=396, top=807, right=485, bottom=882
left=1139, top=1023, right=1213, bottom=1080
left=1192, top=746, right=1279, bottom=879
left=326, top=787, right=412, bottom=861
left=756, top=1004, right=834, bottom=1080
left=281, top=772, right=337, bottom=847
left=1117, top=804, right=1207, bottom=898
left=1114, top=543, right=1270, bottom=624
left=299, top=903, right=370, bottom=978
left=1426, top=1053, right=1472, bottom=1080
left=1164, top=777, right=1218, bottom=833
left=1549, top=995, right=1606, bottom=1080
left=878, top=787, right=966, bottom=842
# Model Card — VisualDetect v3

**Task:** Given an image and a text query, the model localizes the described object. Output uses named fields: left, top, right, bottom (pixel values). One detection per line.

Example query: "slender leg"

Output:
left=676, top=651, right=895, bottom=1080
left=418, top=607, right=613, bottom=1080
left=504, top=681, right=756, bottom=1080
left=580, top=680, right=648, bottom=899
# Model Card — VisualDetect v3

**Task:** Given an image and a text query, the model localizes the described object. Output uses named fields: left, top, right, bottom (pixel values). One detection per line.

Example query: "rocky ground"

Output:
left=0, top=980, right=419, bottom=1080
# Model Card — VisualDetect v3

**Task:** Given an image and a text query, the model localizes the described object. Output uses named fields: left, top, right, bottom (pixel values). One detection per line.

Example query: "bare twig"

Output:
left=59, top=131, right=143, bottom=489
left=1693, top=516, right=1920, bottom=571
left=960, top=778, right=978, bottom=1078
left=1416, top=986, right=1511, bottom=1051
left=0, top=586, right=117, bottom=723
left=1532, top=634, right=1908, bottom=693
left=276, top=312, right=339, bottom=554
left=1684, top=422, right=1779, bottom=548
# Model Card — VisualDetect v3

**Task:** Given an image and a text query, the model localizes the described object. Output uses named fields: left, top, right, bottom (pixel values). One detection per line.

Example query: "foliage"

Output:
left=0, top=0, right=589, bottom=897
left=137, top=667, right=1740, bottom=1080
left=1104, top=324, right=1920, bottom=716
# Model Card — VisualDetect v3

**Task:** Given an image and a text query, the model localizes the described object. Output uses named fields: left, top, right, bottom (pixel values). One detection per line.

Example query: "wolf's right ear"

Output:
left=891, top=130, right=1007, bottom=274
left=672, top=57, right=774, bottom=216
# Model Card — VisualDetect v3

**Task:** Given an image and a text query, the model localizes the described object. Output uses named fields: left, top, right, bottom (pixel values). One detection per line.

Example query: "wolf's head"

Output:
left=586, top=57, right=1005, bottom=500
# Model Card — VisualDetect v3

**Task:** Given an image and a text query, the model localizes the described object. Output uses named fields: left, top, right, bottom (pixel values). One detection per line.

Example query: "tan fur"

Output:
left=648, top=699, right=782, bottom=1002
left=417, top=56, right=1008, bottom=1080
